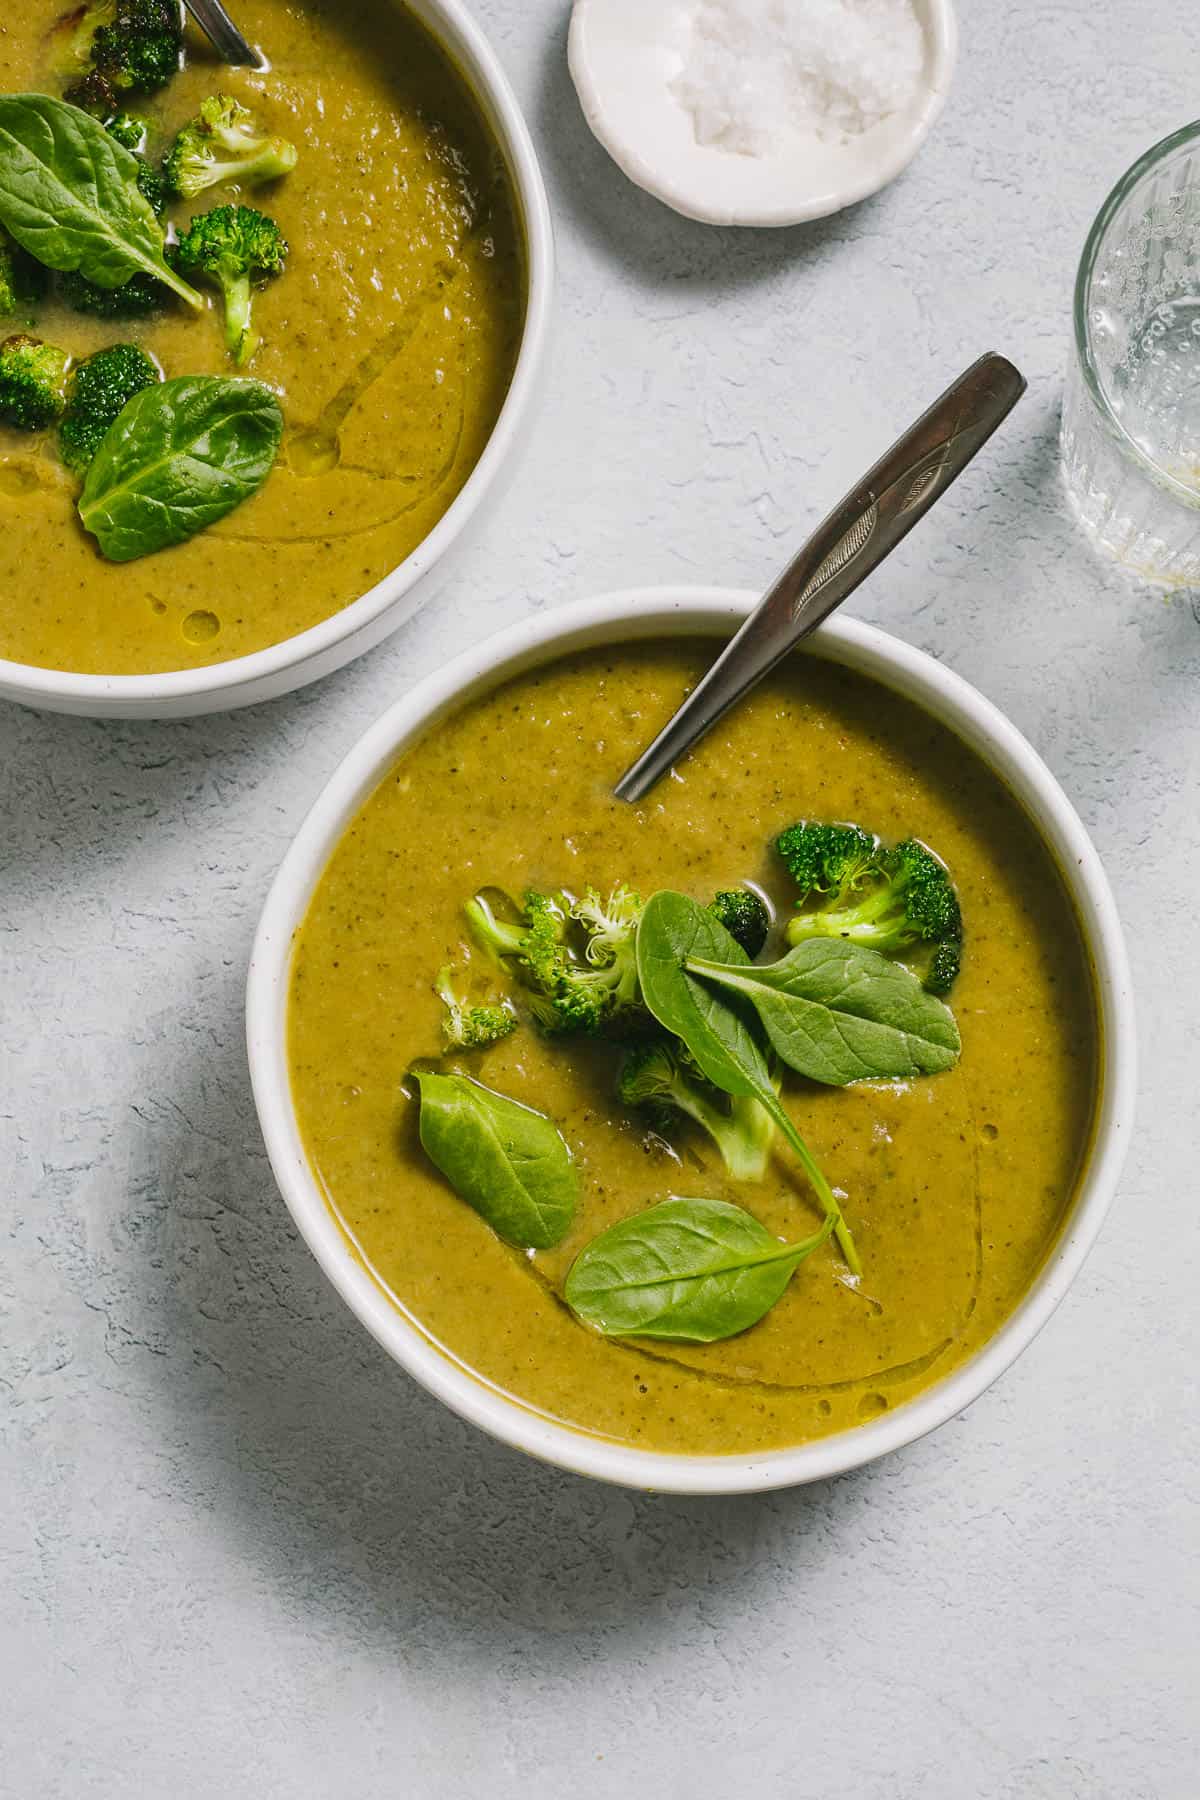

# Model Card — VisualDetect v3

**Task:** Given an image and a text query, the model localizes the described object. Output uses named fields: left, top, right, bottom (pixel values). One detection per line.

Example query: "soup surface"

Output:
left=289, top=642, right=1098, bottom=1456
left=0, top=1, right=524, bottom=673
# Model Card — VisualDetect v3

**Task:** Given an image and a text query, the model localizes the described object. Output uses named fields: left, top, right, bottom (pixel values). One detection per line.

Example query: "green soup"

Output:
left=0, top=0, right=524, bottom=673
left=288, top=642, right=1098, bottom=1457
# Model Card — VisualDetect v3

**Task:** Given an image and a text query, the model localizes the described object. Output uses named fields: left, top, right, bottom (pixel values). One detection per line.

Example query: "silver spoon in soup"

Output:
left=614, top=352, right=1026, bottom=804
left=181, top=0, right=265, bottom=67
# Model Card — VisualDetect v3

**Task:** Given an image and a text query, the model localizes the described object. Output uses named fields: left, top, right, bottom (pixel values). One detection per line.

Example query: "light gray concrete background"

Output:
left=2, top=2, right=1197, bottom=1795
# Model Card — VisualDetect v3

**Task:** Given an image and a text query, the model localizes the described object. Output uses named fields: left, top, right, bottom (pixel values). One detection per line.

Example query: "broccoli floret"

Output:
left=709, top=888, right=769, bottom=957
left=775, top=821, right=881, bottom=897
left=925, top=938, right=961, bottom=998
left=98, top=113, right=169, bottom=214
left=0, top=228, right=46, bottom=318
left=105, top=109, right=148, bottom=150
left=884, top=840, right=963, bottom=995
left=92, top=112, right=167, bottom=210
left=617, top=1041, right=775, bottom=1182
left=134, top=158, right=167, bottom=216
left=58, top=268, right=169, bottom=318
left=467, top=889, right=599, bottom=1032
left=465, top=887, right=645, bottom=1036
left=434, top=966, right=517, bottom=1052
left=172, top=204, right=288, bottom=365
left=0, top=335, right=71, bottom=430
left=58, top=343, right=160, bottom=475
left=569, top=886, right=642, bottom=1005
left=778, top=822, right=963, bottom=994
left=163, top=94, right=298, bottom=199
left=64, top=1, right=183, bottom=99
left=467, top=888, right=567, bottom=981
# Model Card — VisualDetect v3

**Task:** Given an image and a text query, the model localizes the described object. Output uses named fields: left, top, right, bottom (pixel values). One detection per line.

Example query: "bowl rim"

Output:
left=567, top=0, right=958, bottom=228
left=246, top=586, right=1137, bottom=1495
left=0, top=0, right=553, bottom=710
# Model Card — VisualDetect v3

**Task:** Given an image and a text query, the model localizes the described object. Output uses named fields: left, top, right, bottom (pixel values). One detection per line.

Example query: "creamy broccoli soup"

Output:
left=288, top=642, right=1098, bottom=1457
left=0, top=0, right=523, bottom=674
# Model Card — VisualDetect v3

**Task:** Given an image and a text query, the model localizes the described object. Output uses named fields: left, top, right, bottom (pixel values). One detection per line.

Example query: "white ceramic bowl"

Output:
left=247, top=588, right=1136, bottom=1494
left=568, top=0, right=958, bottom=227
left=0, top=0, right=553, bottom=720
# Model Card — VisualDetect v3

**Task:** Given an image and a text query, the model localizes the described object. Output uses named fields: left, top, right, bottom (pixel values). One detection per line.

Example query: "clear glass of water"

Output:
left=1061, top=119, right=1200, bottom=586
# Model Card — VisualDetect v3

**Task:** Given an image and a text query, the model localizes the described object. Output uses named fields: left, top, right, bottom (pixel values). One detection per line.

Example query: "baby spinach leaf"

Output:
left=415, top=1071, right=577, bottom=1250
left=78, top=376, right=283, bottom=561
left=686, top=940, right=961, bottom=1086
left=564, top=1196, right=833, bottom=1342
left=636, top=891, right=859, bottom=1274
left=0, top=95, right=202, bottom=309
left=636, top=891, right=770, bottom=1098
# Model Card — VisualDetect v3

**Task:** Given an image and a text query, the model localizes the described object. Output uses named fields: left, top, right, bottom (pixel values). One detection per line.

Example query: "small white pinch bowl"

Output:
left=0, top=0, right=553, bottom=720
left=247, top=587, right=1136, bottom=1496
left=568, top=0, right=958, bottom=226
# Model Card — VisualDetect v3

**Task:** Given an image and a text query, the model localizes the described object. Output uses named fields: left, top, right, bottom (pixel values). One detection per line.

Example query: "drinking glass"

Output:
left=1061, top=120, right=1200, bottom=586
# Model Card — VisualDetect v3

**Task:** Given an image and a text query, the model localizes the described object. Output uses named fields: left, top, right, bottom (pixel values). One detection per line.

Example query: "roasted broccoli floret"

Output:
left=434, top=967, right=517, bottom=1052
left=163, top=94, right=298, bottom=199
left=172, top=204, right=287, bottom=364
left=104, top=109, right=148, bottom=150
left=777, top=821, right=963, bottom=994
left=617, top=1040, right=776, bottom=1182
left=709, top=888, right=769, bottom=957
left=0, top=335, right=71, bottom=430
left=466, top=886, right=645, bottom=1035
left=63, top=69, right=120, bottom=119
left=58, top=343, right=160, bottom=475
left=0, top=228, right=46, bottom=318
left=63, top=1, right=183, bottom=101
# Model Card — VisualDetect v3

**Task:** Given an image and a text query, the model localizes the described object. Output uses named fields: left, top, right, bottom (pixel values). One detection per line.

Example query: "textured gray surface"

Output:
left=2, top=2, right=1198, bottom=1795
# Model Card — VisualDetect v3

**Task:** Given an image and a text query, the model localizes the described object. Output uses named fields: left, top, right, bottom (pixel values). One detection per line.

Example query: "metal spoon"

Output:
left=181, top=0, right=265, bottom=67
left=614, top=352, right=1026, bottom=804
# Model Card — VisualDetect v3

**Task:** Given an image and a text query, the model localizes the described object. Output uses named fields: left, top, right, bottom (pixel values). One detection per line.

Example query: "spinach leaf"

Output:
left=686, top=940, right=962, bottom=1086
left=635, top=891, right=770, bottom=1097
left=564, top=1196, right=833, bottom=1342
left=415, top=1071, right=577, bottom=1250
left=0, top=95, right=202, bottom=309
left=78, top=376, right=283, bottom=561
left=636, top=892, right=859, bottom=1274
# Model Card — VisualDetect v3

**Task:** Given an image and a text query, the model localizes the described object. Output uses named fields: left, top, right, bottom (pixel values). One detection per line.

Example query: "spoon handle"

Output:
left=614, top=352, right=1026, bottom=804
left=182, top=0, right=264, bottom=66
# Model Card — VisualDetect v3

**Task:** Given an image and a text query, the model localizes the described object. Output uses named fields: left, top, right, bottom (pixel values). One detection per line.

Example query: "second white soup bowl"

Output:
left=0, top=0, right=553, bottom=720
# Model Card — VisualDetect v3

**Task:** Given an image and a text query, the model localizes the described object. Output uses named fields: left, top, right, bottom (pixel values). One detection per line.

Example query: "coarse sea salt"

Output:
left=670, top=0, right=926, bottom=159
